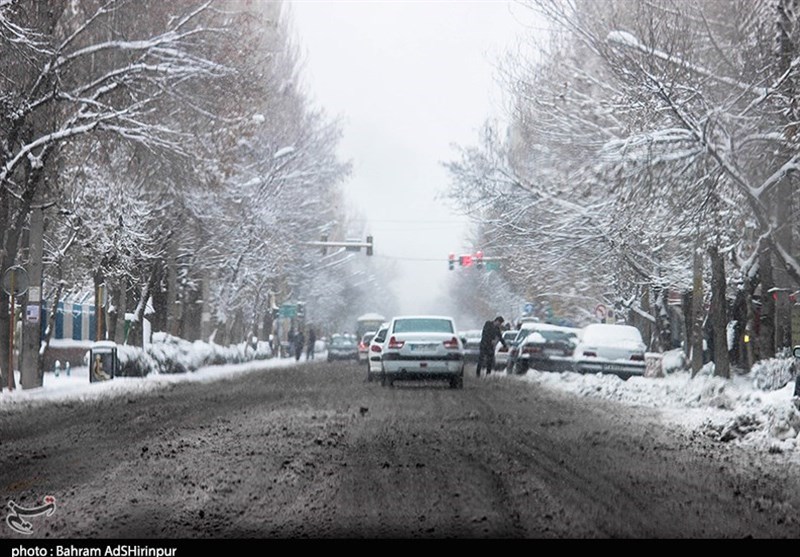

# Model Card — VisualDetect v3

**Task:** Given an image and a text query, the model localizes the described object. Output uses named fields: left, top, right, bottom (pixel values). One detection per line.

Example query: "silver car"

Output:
left=572, top=323, right=646, bottom=380
left=494, top=330, right=518, bottom=370
left=380, top=315, right=464, bottom=389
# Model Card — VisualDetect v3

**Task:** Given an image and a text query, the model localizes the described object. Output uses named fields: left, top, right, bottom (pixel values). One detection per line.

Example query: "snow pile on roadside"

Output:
left=518, top=350, right=800, bottom=458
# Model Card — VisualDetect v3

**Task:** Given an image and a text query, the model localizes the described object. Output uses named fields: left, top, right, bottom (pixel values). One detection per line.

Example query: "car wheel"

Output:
left=450, top=375, right=463, bottom=389
left=367, top=368, right=373, bottom=382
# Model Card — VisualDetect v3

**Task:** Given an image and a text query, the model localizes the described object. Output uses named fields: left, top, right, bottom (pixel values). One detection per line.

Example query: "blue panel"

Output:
left=55, top=302, right=64, bottom=339
left=72, top=305, right=82, bottom=340
left=40, top=303, right=47, bottom=341
left=89, top=306, right=97, bottom=341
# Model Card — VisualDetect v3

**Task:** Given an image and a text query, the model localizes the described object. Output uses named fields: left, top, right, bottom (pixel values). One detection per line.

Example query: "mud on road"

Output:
left=1, top=359, right=799, bottom=539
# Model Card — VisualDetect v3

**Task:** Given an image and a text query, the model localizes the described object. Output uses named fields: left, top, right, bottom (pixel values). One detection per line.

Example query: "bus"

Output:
left=356, top=312, right=386, bottom=340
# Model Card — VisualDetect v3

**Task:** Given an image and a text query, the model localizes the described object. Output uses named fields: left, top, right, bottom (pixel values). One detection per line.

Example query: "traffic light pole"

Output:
left=304, top=236, right=374, bottom=255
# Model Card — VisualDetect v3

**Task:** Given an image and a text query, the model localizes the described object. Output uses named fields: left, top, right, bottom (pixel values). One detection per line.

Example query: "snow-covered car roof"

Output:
left=581, top=323, right=644, bottom=344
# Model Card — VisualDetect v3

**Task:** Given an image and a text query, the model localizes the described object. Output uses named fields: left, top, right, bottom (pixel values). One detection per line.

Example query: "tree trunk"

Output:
left=94, top=271, right=106, bottom=341
left=641, top=288, right=653, bottom=350
left=691, top=244, right=705, bottom=376
left=709, top=245, right=730, bottom=379
left=758, top=249, right=776, bottom=360
left=40, top=280, right=65, bottom=380
left=166, top=235, right=179, bottom=336
left=111, top=281, right=127, bottom=344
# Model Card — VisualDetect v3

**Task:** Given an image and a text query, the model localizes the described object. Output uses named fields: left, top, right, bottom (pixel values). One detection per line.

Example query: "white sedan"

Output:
left=366, top=323, right=389, bottom=382
left=380, top=315, right=465, bottom=389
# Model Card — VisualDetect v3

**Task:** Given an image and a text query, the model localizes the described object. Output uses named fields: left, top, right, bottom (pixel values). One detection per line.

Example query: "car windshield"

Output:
left=393, top=318, right=454, bottom=334
left=332, top=337, right=355, bottom=347
left=373, top=328, right=388, bottom=342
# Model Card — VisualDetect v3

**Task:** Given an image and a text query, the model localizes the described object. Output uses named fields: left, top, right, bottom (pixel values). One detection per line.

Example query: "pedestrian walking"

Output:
left=287, top=328, right=296, bottom=359
left=294, top=329, right=305, bottom=361
left=476, top=316, right=507, bottom=378
left=306, top=327, right=316, bottom=360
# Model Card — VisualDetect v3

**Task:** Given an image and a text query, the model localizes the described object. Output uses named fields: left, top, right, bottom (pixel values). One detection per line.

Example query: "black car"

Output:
left=327, top=334, right=359, bottom=362
left=509, top=323, right=580, bottom=374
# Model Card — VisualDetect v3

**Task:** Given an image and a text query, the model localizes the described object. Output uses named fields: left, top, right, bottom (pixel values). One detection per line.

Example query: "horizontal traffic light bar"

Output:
left=305, top=241, right=372, bottom=248
left=306, top=235, right=374, bottom=256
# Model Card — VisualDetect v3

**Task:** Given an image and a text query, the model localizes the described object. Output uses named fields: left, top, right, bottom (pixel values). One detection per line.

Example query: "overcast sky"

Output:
left=288, top=0, right=530, bottom=315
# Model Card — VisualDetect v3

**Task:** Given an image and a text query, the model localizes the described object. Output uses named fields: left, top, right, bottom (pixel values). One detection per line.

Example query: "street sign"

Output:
left=25, top=305, right=40, bottom=323
left=2, top=266, right=29, bottom=296
left=594, top=304, right=607, bottom=320
left=279, top=304, right=297, bottom=318
left=485, top=261, right=499, bottom=271
left=524, top=302, right=534, bottom=314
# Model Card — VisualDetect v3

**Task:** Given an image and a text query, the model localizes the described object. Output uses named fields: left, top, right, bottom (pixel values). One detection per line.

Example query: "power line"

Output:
left=373, top=254, right=447, bottom=262
left=351, top=218, right=468, bottom=224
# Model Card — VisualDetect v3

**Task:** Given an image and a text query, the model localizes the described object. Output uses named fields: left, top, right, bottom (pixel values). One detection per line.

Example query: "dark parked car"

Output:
left=327, top=334, right=359, bottom=362
left=506, top=323, right=580, bottom=374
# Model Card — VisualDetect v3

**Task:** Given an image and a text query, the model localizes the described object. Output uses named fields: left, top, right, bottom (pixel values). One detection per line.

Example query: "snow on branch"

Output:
left=607, top=29, right=770, bottom=99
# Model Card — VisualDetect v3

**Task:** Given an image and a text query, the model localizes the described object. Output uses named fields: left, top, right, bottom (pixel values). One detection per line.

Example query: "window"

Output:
left=393, top=318, right=454, bottom=334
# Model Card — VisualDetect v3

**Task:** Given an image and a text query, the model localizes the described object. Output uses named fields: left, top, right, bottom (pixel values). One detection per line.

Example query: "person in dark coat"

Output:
left=476, top=316, right=507, bottom=378
left=306, top=327, right=316, bottom=360
left=294, top=329, right=305, bottom=361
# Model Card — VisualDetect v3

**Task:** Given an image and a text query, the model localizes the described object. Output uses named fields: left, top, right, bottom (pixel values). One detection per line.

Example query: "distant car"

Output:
left=381, top=315, right=464, bottom=389
left=459, top=329, right=483, bottom=363
left=505, top=322, right=538, bottom=374
left=514, top=323, right=580, bottom=374
left=327, top=334, right=359, bottom=363
left=366, top=323, right=389, bottom=382
left=359, top=331, right=376, bottom=363
left=494, top=330, right=518, bottom=370
left=572, top=323, right=646, bottom=380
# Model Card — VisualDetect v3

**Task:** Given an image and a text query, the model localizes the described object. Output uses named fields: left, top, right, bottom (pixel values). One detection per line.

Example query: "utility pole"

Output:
left=20, top=206, right=43, bottom=389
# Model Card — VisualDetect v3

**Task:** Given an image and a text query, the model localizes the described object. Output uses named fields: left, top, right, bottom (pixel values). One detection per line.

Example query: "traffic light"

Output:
left=475, top=250, right=484, bottom=270
left=297, top=302, right=305, bottom=318
left=320, top=234, right=328, bottom=256
left=366, top=235, right=373, bottom=256
left=448, top=253, right=455, bottom=271
left=460, top=254, right=473, bottom=267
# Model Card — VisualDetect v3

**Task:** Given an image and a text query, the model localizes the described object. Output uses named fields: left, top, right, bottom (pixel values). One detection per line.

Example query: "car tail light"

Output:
left=358, top=342, right=366, bottom=350
left=630, top=353, right=644, bottom=361
left=370, top=344, right=382, bottom=353
left=498, top=346, right=508, bottom=353
left=443, top=337, right=459, bottom=350
left=387, top=336, right=404, bottom=349
left=582, top=350, right=597, bottom=357
left=521, top=345, right=542, bottom=355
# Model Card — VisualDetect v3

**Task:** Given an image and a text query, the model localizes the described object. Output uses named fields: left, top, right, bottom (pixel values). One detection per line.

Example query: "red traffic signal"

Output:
left=448, top=253, right=455, bottom=271
left=460, top=254, right=473, bottom=267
